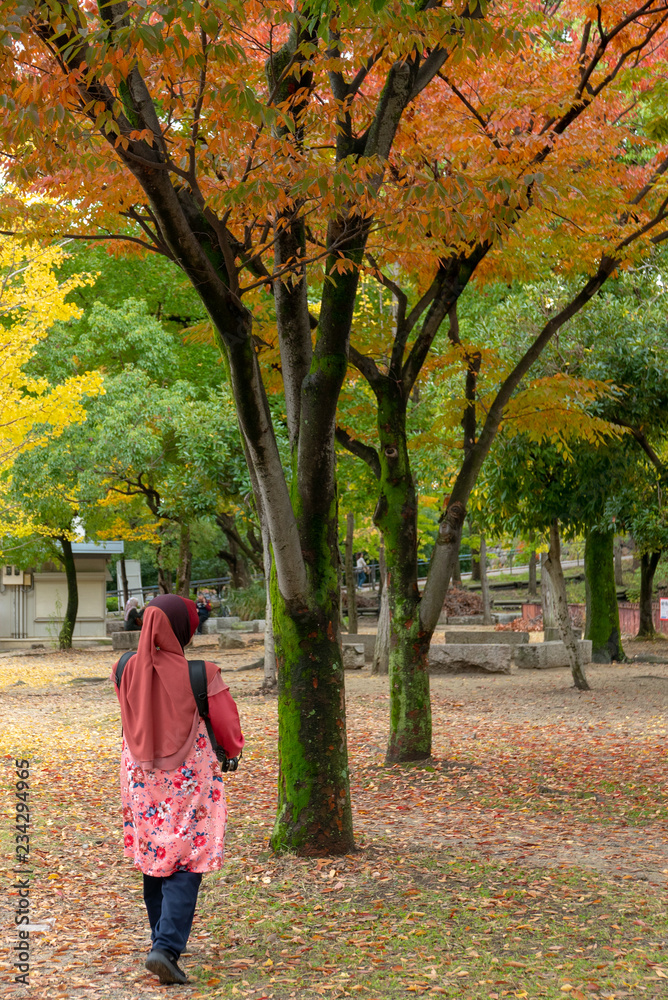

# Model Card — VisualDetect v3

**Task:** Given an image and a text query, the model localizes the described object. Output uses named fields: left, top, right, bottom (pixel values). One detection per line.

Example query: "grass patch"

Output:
left=195, top=848, right=668, bottom=999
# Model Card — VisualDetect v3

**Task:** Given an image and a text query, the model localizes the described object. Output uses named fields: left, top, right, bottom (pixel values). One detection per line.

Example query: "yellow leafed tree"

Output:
left=0, top=238, right=104, bottom=536
left=0, top=238, right=103, bottom=475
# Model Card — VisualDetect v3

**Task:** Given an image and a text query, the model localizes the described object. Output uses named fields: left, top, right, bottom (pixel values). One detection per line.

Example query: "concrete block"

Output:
left=231, top=620, right=258, bottom=633
left=494, top=612, right=523, bottom=624
left=254, top=619, right=266, bottom=632
left=342, top=633, right=376, bottom=662
left=342, top=643, right=365, bottom=669
left=429, top=644, right=511, bottom=674
left=217, top=617, right=241, bottom=630
left=219, top=633, right=245, bottom=650
left=199, top=620, right=218, bottom=635
left=446, top=615, right=485, bottom=625
left=515, top=639, right=592, bottom=670
left=106, top=620, right=125, bottom=635
left=443, top=629, right=528, bottom=646
left=111, top=631, right=140, bottom=651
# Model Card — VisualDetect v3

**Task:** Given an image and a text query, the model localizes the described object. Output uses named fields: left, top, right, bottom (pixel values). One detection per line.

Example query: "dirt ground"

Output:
left=0, top=632, right=666, bottom=998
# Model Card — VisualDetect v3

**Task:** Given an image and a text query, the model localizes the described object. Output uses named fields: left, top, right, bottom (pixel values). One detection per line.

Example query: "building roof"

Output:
left=71, top=540, right=124, bottom=555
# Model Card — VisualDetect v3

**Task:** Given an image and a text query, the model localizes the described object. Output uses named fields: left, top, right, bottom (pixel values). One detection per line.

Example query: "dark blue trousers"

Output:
left=142, top=871, right=202, bottom=958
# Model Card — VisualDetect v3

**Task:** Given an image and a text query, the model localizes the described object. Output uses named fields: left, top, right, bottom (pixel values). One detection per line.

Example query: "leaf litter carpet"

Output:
left=0, top=642, right=666, bottom=999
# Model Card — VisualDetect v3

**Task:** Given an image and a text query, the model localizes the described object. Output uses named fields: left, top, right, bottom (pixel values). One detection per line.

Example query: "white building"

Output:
left=0, top=540, right=123, bottom=641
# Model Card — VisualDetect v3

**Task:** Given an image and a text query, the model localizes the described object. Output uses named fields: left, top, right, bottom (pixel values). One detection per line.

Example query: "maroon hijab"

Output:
left=146, top=594, right=199, bottom=648
left=111, top=594, right=218, bottom=771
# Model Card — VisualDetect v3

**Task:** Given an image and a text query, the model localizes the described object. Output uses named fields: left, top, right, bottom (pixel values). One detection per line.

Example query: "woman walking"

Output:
left=111, top=594, right=244, bottom=985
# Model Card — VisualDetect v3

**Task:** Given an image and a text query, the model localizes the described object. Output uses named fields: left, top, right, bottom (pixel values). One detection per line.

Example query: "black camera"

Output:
left=218, top=747, right=242, bottom=772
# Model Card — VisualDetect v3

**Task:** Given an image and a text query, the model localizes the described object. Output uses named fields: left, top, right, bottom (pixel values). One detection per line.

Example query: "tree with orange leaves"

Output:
left=2, top=2, right=668, bottom=853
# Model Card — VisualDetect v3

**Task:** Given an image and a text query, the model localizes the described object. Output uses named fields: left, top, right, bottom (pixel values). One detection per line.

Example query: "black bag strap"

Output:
left=188, top=660, right=241, bottom=771
left=188, top=659, right=210, bottom=719
left=188, top=659, right=227, bottom=763
left=114, top=650, right=136, bottom=688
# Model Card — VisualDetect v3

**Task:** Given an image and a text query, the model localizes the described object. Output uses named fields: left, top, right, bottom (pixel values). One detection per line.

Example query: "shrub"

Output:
left=106, top=595, right=119, bottom=613
left=225, top=581, right=266, bottom=620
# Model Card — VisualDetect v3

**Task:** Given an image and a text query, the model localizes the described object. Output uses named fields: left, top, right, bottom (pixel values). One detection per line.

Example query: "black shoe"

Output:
left=145, top=948, right=188, bottom=985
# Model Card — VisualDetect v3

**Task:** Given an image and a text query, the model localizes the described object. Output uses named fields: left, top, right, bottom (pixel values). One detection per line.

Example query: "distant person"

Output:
left=356, top=554, right=369, bottom=588
left=196, top=594, right=212, bottom=633
left=124, top=597, right=143, bottom=632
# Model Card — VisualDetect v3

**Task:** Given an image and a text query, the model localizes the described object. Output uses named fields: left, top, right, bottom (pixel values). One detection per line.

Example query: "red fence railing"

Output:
left=522, top=602, right=668, bottom=636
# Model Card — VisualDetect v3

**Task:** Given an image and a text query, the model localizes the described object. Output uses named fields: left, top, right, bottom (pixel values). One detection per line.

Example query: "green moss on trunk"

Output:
left=374, top=385, right=431, bottom=763
left=271, top=496, right=354, bottom=856
left=584, top=528, right=624, bottom=663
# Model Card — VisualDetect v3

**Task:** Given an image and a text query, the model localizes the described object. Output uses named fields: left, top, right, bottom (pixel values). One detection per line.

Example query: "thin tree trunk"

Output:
left=541, top=551, right=558, bottom=640
left=614, top=537, right=624, bottom=586
left=338, top=556, right=347, bottom=631
left=345, top=512, right=358, bottom=635
left=175, top=523, right=192, bottom=598
left=584, top=528, right=624, bottom=663
left=373, top=384, right=431, bottom=762
left=119, top=554, right=129, bottom=608
left=452, top=557, right=462, bottom=585
left=260, top=507, right=277, bottom=690
left=240, top=436, right=276, bottom=689
left=480, top=534, right=493, bottom=625
left=372, top=537, right=389, bottom=675
left=216, top=511, right=257, bottom=586
left=638, top=551, right=662, bottom=637
left=528, top=547, right=537, bottom=599
left=544, top=520, right=590, bottom=691
left=156, top=536, right=172, bottom=595
left=58, top=536, right=78, bottom=650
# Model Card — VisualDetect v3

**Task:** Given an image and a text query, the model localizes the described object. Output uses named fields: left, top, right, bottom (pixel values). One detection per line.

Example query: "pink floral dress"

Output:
left=120, top=724, right=228, bottom=876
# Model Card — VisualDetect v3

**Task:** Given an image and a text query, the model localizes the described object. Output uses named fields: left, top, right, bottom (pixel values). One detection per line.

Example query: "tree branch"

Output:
left=335, top=427, right=381, bottom=479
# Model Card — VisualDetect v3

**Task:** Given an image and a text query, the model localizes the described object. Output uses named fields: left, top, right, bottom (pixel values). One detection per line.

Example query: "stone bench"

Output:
left=515, top=639, right=592, bottom=670
left=111, top=631, right=140, bottom=650
left=341, top=633, right=376, bottom=662
left=216, top=617, right=241, bottom=630
left=429, top=644, right=511, bottom=674
left=443, top=629, right=528, bottom=645
left=106, top=620, right=125, bottom=635
left=342, top=643, right=365, bottom=669
left=215, top=618, right=266, bottom=633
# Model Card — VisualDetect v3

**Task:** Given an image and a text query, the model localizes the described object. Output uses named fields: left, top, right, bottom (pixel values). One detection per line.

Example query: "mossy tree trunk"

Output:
left=638, top=551, right=662, bottom=637
left=544, top=520, right=590, bottom=691
left=372, top=536, right=390, bottom=675
left=266, top=252, right=359, bottom=855
left=373, top=383, right=431, bottom=762
left=584, top=528, right=624, bottom=662
left=58, top=536, right=78, bottom=650
left=270, top=534, right=352, bottom=854
left=345, top=513, right=358, bottom=635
